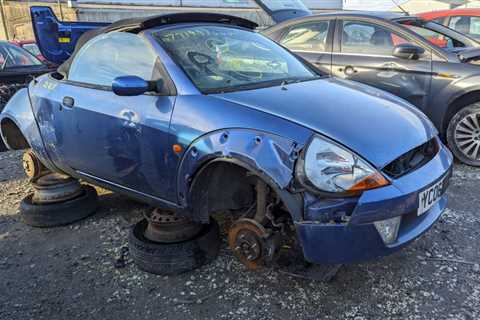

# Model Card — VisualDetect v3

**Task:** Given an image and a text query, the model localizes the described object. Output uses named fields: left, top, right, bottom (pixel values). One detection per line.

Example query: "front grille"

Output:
left=383, top=138, right=438, bottom=179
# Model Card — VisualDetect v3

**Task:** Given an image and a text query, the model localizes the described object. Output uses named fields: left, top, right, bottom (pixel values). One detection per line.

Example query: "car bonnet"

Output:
left=211, top=77, right=438, bottom=169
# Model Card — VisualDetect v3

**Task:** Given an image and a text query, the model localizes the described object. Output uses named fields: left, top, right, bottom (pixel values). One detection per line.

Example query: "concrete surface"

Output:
left=0, top=150, right=479, bottom=320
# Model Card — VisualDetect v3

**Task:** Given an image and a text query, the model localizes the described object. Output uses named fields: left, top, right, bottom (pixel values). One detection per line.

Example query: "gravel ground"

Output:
left=0, top=150, right=479, bottom=320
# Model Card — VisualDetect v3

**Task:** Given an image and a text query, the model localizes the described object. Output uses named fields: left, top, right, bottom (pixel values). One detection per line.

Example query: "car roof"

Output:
left=306, top=10, right=409, bottom=21
left=100, top=12, right=257, bottom=34
left=418, top=8, right=480, bottom=18
left=57, top=12, right=258, bottom=78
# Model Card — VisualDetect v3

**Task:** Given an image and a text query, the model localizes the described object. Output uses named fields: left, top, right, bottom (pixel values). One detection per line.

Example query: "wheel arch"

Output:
left=0, top=117, right=30, bottom=150
left=444, top=90, right=480, bottom=136
left=176, top=129, right=306, bottom=223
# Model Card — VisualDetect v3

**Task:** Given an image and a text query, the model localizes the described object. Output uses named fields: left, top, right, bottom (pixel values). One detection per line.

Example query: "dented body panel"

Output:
left=0, top=11, right=454, bottom=265
left=0, top=87, right=57, bottom=171
left=298, top=142, right=452, bottom=263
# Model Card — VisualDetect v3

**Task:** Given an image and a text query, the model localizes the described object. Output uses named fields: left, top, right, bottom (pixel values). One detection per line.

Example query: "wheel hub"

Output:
left=144, top=208, right=202, bottom=243
left=228, top=218, right=279, bottom=270
left=31, top=173, right=83, bottom=204
left=454, top=112, right=480, bottom=160
left=22, top=151, right=49, bottom=180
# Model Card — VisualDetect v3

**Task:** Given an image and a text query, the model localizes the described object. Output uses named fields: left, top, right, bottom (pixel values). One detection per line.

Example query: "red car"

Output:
left=9, top=40, right=47, bottom=62
left=418, top=9, right=480, bottom=40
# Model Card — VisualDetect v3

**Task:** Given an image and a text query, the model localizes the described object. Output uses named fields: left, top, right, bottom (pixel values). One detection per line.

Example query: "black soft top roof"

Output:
left=58, top=12, right=258, bottom=76
left=98, top=11, right=258, bottom=34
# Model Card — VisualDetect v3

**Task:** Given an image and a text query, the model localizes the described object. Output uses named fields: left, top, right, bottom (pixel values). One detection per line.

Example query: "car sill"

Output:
left=76, top=170, right=181, bottom=210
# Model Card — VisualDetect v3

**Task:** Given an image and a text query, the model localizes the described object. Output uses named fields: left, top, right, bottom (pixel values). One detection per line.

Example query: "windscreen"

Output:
left=154, top=25, right=317, bottom=93
left=0, top=42, right=42, bottom=69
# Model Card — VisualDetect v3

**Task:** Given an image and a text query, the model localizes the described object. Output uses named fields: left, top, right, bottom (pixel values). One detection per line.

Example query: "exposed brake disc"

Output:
left=228, top=218, right=280, bottom=270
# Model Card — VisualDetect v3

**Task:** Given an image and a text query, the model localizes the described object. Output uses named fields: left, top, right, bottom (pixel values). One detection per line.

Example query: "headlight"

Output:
left=297, top=135, right=390, bottom=195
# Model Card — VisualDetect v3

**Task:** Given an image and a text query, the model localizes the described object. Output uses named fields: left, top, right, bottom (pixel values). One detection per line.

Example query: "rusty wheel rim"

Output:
left=143, top=208, right=202, bottom=243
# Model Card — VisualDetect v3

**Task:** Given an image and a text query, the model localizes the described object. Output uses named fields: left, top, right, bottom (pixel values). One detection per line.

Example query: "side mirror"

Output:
left=112, top=76, right=149, bottom=96
left=393, top=44, right=425, bottom=60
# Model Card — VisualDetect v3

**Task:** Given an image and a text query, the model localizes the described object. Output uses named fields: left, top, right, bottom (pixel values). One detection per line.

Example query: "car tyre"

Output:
left=447, top=103, right=480, bottom=166
left=129, top=218, right=221, bottom=275
left=19, top=185, right=98, bottom=227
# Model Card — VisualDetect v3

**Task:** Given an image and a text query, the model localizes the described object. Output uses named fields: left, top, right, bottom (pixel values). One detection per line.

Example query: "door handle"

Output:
left=62, top=96, right=74, bottom=108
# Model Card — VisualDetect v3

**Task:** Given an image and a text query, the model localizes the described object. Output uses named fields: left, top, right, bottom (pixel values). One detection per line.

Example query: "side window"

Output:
left=280, top=21, right=330, bottom=52
left=405, top=25, right=457, bottom=48
left=449, top=16, right=471, bottom=35
left=341, top=21, right=410, bottom=55
left=69, top=32, right=157, bottom=87
left=449, top=16, right=480, bottom=38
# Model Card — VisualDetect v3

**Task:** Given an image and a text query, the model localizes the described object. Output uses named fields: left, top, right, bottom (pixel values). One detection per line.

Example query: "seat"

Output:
left=370, top=29, right=394, bottom=47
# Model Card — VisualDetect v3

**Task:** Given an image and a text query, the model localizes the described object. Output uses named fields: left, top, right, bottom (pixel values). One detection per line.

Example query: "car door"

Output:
left=33, top=32, right=178, bottom=201
left=276, top=19, right=334, bottom=75
left=331, top=19, right=432, bottom=110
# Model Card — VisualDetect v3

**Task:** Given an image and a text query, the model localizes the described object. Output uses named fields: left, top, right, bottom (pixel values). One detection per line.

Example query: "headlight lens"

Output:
left=300, top=135, right=389, bottom=194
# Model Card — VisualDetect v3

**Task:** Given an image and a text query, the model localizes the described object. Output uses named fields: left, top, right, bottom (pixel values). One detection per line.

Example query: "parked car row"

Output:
left=419, top=8, right=480, bottom=40
left=0, top=3, right=477, bottom=274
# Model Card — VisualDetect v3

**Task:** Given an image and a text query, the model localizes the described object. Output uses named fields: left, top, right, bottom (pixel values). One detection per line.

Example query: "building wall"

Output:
left=400, top=0, right=450, bottom=13
left=1, top=1, right=76, bottom=40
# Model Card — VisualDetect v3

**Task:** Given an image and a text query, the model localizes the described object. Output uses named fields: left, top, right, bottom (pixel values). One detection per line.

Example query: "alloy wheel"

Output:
left=454, top=112, right=480, bottom=161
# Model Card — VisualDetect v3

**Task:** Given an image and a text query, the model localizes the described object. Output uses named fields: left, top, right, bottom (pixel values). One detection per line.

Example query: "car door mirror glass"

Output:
left=112, top=76, right=149, bottom=96
left=392, top=44, right=425, bottom=60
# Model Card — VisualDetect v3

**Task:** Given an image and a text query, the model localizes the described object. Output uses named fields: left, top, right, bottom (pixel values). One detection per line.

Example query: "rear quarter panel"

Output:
left=0, top=84, right=57, bottom=171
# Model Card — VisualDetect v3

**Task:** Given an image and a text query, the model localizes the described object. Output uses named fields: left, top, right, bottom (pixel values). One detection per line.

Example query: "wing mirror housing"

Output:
left=393, top=44, right=425, bottom=60
left=112, top=76, right=150, bottom=96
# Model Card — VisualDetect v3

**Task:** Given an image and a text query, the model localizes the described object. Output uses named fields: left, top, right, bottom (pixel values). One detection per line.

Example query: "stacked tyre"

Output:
left=129, top=218, right=221, bottom=275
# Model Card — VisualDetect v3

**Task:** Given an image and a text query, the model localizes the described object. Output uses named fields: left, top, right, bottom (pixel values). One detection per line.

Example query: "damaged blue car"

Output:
left=0, top=7, right=453, bottom=273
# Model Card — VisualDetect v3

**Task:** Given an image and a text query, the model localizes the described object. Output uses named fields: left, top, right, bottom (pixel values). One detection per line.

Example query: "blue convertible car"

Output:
left=0, top=7, right=452, bottom=271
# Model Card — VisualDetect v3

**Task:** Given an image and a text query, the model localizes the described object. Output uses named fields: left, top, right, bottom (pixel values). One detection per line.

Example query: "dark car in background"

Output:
left=419, top=9, right=480, bottom=41
left=9, top=39, right=47, bottom=62
left=260, top=3, right=480, bottom=166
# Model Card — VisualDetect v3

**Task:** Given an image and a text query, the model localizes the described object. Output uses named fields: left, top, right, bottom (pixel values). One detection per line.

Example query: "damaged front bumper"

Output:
left=295, top=143, right=453, bottom=264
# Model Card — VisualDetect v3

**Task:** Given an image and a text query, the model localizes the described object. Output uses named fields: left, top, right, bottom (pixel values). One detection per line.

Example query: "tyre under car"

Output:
left=129, top=218, right=221, bottom=275
left=20, top=185, right=98, bottom=227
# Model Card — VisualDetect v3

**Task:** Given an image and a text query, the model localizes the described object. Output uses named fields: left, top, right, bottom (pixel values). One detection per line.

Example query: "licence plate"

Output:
left=417, top=177, right=446, bottom=216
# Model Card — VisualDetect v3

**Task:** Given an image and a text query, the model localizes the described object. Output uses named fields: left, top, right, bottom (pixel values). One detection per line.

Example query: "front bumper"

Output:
left=295, top=142, right=453, bottom=264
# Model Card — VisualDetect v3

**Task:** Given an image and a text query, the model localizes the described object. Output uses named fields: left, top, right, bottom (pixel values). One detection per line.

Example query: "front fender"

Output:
left=0, top=87, right=56, bottom=171
left=177, top=129, right=305, bottom=220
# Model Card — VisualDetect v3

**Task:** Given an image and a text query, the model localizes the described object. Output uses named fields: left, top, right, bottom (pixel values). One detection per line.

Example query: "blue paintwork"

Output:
left=0, top=20, right=454, bottom=264
left=298, top=142, right=453, bottom=264
left=0, top=86, right=58, bottom=172
left=213, top=77, right=438, bottom=169
left=112, top=76, right=150, bottom=96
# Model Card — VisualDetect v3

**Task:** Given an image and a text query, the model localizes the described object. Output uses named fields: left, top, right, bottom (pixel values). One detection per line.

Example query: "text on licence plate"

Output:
left=418, top=177, right=446, bottom=216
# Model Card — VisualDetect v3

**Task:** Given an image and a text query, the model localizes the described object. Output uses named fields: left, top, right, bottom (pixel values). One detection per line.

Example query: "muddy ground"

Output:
left=0, top=150, right=479, bottom=320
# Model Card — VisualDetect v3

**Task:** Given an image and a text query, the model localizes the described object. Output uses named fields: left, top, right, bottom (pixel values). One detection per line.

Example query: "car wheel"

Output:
left=447, top=103, right=480, bottom=166
left=129, top=218, right=220, bottom=275
left=19, top=185, right=98, bottom=227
